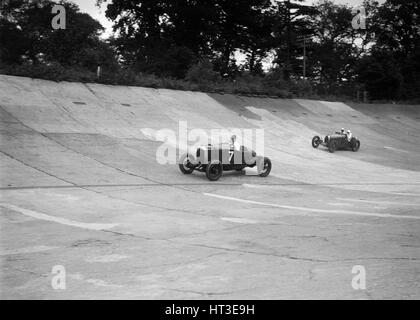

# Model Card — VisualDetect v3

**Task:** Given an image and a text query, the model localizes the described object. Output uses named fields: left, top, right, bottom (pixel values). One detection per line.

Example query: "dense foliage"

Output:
left=1, top=0, right=419, bottom=101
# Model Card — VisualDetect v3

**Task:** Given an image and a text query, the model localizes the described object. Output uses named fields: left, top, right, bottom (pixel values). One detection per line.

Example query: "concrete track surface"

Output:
left=0, top=75, right=419, bottom=299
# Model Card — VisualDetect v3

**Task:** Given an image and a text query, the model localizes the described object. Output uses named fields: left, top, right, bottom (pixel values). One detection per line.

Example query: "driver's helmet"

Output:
left=347, top=130, right=351, bottom=134
left=340, top=128, right=345, bottom=133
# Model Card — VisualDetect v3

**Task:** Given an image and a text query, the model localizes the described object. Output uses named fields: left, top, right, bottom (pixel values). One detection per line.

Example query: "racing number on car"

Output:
left=229, top=150, right=234, bottom=162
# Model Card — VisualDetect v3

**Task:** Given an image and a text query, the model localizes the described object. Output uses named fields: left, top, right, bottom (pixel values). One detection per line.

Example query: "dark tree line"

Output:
left=0, top=0, right=118, bottom=70
left=1, top=0, right=419, bottom=100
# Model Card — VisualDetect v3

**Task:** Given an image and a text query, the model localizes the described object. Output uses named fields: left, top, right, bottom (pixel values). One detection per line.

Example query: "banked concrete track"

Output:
left=0, top=75, right=419, bottom=299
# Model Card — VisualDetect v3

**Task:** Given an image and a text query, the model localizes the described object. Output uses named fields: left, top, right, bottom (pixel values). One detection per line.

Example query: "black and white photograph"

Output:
left=0, top=0, right=419, bottom=303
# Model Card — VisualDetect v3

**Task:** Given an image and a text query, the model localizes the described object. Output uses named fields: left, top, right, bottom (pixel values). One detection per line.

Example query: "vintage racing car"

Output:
left=179, top=144, right=271, bottom=181
left=312, top=132, right=360, bottom=153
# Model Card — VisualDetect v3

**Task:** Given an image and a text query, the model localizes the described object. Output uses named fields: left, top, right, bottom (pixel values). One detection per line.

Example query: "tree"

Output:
left=303, top=0, right=372, bottom=87
left=209, top=0, right=274, bottom=77
left=101, top=0, right=207, bottom=77
left=356, top=50, right=403, bottom=100
left=100, top=0, right=277, bottom=78
left=270, top=0, right=316, bottom=80
left=0, top=0, right=117, bottom=72
left=0, top=19, right=27, bottom=64
left=359, top=0, right=420, bottom=99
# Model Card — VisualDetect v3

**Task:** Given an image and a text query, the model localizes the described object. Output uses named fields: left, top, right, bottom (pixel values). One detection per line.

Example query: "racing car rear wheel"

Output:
left=328, top=141, right=337, bottom=153
left=312, top=136, right=321, bottom=148
left=259, top=157, right=272, bottom=177
left=351, top=139, right=360, bottom=152
left=206, top=161, right=223, bottom=181
left=179, top=153, right=195, bottom=174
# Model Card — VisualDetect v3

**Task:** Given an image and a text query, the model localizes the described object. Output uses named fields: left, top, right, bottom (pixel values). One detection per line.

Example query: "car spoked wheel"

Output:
left=328, top=141, right=337, bottom=153
left=206, top=161, right=223, bottom=181
left=351, top=139, right=360, bottom=152
left=259, top=157, right=272, bottom=177
left=312, top=136, right=321, bottom=148
left=178, top=153, right=195, bottom=174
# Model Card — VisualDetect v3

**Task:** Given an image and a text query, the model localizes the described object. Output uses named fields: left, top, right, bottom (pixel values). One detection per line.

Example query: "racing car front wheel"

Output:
left=351, top=139, right=360, bottom=152
left=259, top=157, right=272, bottom=177
left=328, top=141, right=337, bottom=153
left=206, top=161, right=223, bottom=181
left=179, top=153, right=195, bottom=174
left=312, top=136, right=321, bottom=148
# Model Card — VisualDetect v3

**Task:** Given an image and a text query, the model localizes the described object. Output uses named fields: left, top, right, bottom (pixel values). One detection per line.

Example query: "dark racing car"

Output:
left=178, top=144, right=271, bottom=181
left=312, top=132, right=360, bottom=153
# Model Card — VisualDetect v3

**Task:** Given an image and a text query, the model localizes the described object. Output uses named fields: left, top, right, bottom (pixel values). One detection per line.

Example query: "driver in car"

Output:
left=230, top=135, right=241, bottom=151
left=346, top=129, right=353, bottom=142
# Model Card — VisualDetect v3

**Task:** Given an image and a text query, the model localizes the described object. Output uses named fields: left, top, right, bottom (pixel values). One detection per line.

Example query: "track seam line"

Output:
left=203, top=193, right=420, bottom=220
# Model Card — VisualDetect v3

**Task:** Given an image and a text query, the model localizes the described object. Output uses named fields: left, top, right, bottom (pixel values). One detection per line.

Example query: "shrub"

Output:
left=0, top=62, right=96, bottom=82
left=186, top=60, right=221, bottom=83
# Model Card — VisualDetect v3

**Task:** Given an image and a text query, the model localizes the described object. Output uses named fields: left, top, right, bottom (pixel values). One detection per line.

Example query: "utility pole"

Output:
left=285, top=0, right=291, bottom=80
left=303, top=36, right=306, bottom=80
